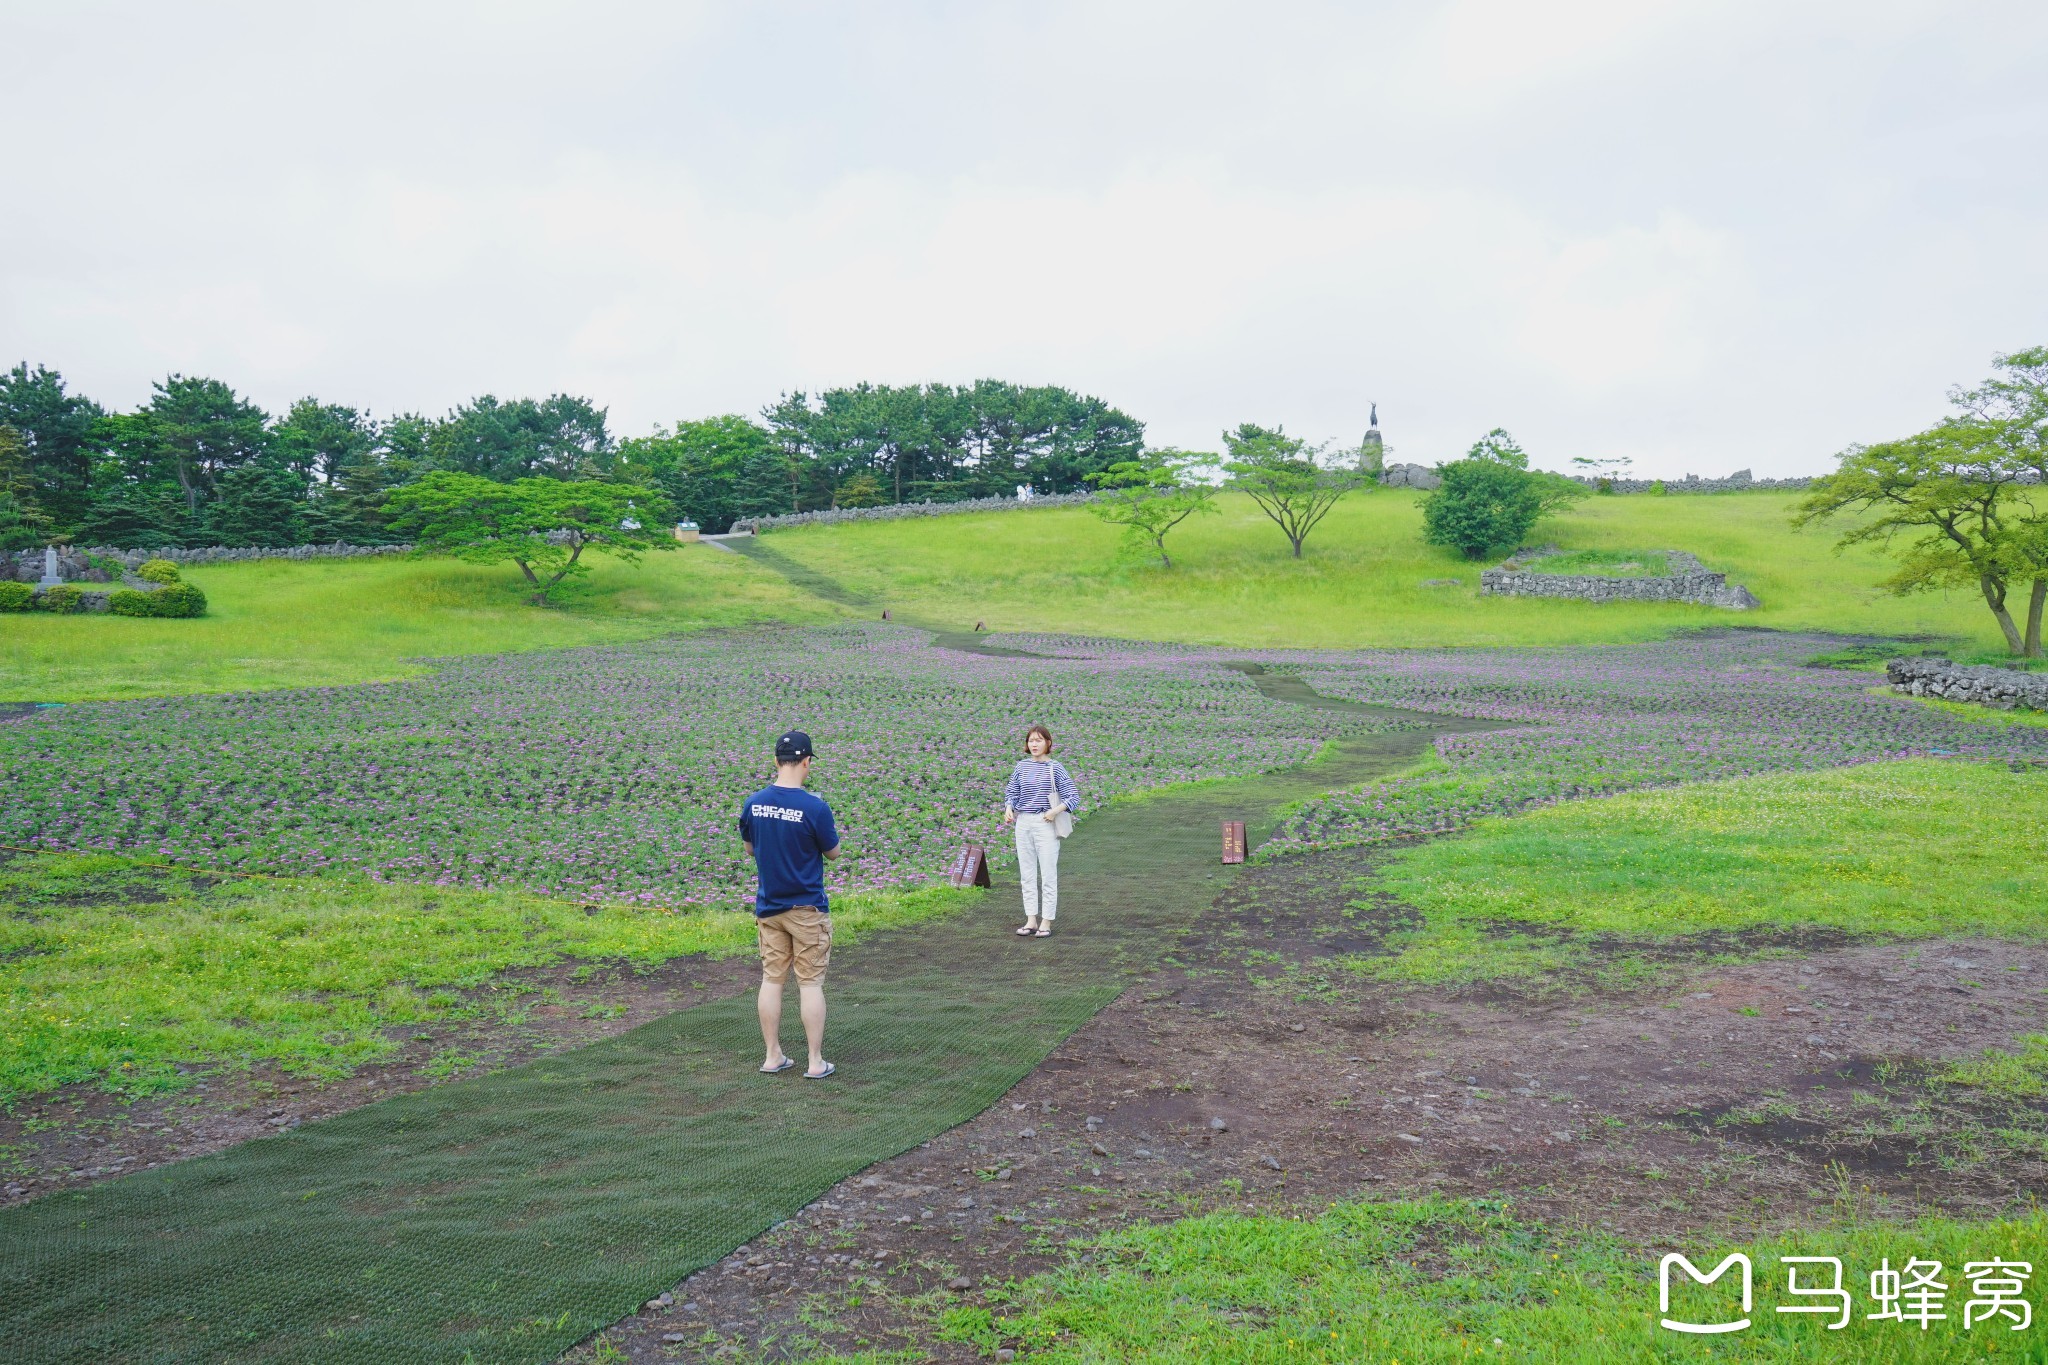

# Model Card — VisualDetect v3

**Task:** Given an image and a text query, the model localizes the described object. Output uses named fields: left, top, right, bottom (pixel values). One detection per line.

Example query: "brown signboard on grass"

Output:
left=947, top=844, right=992, bottom=888
left=1221, top=821, right=1247, bottom=864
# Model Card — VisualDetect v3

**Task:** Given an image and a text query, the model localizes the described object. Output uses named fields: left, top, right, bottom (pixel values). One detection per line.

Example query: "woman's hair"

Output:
left=1023, top=723, right=1054, bottom=753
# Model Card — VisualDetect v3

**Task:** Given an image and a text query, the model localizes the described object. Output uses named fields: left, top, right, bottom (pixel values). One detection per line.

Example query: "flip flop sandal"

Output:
left=1015, top=924, right=1036, bottom=935
left=805, top=1062, right=837, bottom=1080
left=759, top=1057, right=796, bottom=1074
left=1035, top=926, right=1053, bottom=937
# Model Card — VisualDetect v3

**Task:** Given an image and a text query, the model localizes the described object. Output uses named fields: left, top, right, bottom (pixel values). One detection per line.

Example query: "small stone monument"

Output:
left=38, top=546, right=63, bottom=588
left=1360, top=402, right=1384, bottom=474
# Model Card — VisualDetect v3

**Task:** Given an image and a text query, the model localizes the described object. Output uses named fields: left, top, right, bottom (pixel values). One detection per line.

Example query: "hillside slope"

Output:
left=758, top=489, right=2005, bottom=649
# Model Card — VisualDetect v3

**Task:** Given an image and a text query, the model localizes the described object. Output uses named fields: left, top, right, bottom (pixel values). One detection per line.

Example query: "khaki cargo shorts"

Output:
left=757, top=906, right=832, bottom=985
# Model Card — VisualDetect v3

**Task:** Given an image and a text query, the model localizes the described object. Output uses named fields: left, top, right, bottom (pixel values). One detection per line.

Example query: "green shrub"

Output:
left=36, top=584, right=85, bottom=613
left=1421, top=460, right=1549, bottom=559
left=109, top=582, right=208, bottom=618
left=0, top=581, right=33, bottom=612
left=152, top=583, right=206, bottom=617
left=135, top=558, right=182, bottom=585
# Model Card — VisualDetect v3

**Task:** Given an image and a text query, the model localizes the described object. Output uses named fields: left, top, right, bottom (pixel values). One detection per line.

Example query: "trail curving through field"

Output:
left=0, top=611, right=1497, bottom=1364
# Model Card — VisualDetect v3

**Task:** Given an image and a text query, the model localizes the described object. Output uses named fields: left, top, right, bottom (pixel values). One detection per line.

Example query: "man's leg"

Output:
left=789, top=909, right=833, bottom=1076
left=758, top=976, right=787, bottom=1068
left=757, top=915, right=793, bottom=1069
left=798, top=983, right=827, bottom=1074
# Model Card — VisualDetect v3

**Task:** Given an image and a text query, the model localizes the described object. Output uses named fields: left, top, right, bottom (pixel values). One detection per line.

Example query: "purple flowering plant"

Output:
left=1253, top=632, right=2048, bottom=856
left=5, top=625, right=2040, bottom=912
left=0, top=625, right=1362, bottom=907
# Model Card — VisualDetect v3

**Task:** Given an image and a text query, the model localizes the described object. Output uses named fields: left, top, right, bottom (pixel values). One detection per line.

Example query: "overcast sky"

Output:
left=4, top=1, right=2044, bottom=477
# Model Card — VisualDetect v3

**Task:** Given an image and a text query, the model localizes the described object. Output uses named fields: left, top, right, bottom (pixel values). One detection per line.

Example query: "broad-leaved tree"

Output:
left=1221, top=424, right=1366, bottom=559
left=1085, top=449, right=1219, bottom=567
left=385, top=473, right=674, bottom=604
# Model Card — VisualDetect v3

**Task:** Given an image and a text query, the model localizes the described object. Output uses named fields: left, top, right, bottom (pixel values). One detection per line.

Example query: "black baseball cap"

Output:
left=775, top=730, right=815, bottom=762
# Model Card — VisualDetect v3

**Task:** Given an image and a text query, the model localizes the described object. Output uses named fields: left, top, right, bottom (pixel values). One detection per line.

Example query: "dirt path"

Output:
left=1, top=654, right=1487, bottom=1365
left=582, top=843, right=2048, bottom=1362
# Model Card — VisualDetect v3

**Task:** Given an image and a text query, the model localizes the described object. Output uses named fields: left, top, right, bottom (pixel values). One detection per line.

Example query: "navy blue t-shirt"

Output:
left=738, top=784, right=839, bottom=917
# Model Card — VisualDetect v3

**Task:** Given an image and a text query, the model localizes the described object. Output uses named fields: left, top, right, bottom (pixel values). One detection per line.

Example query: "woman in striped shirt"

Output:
left=1001, top=723, right=1081, bottom=937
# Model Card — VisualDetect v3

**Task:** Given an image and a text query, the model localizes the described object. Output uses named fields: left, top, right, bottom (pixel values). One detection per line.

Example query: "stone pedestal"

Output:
left=1381, top=463, right=1441, bottom=490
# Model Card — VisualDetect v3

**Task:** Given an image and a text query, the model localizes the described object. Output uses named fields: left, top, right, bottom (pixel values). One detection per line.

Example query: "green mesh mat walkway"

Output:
left=0, top=652, right=1488, bottom=1364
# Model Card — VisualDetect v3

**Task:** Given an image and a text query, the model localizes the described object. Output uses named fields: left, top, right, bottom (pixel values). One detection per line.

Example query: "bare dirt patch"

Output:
left=0, top=951, right=761, bottom=1208
left=573, top=845, right=2048, bottom=1363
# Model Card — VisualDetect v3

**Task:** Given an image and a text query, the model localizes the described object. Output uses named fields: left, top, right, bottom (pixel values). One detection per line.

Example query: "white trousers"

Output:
left=1015, top=816, right=1062, bottom=921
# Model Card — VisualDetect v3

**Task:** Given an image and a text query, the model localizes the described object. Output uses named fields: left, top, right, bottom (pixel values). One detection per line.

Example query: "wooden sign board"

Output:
left=947, top=844, right=992, bottom=889
left=1221, top=821, right=1247, bottom=865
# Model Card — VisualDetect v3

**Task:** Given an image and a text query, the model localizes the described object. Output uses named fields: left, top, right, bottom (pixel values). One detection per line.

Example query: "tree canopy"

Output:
left=383, top=472, right=674, bottom=605
left=761, top=380, right=1145, bottom=510
left=271, top=399, right=377, bottom=486
left=1464, top=427, right=1529, bottom=468
left=616, top=415, right=790, bottom=534
left=2, top=363, right=1149, bottom=550
left=133, top=375, right=271, bottom=517
left=1421, top=429, right=1584, bottom=559
left=1085, top=449, right=1220, bottom=568
left=1797, top=349, right=2048, bottom=656
left=427, top=394, right=615, bottom=482
left=1221, top=424, right=1367, bottom=558
left=0, top=425, right=53, bottom=551
left=0, top=363, right=102, bottom=526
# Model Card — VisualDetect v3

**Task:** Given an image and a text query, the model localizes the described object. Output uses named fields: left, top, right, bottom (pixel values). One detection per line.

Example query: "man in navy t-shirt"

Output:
left=738, top=730, right=841, bottom=1079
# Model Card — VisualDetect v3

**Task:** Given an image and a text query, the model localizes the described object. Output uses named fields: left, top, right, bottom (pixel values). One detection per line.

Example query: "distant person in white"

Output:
left=1001, top=724, right=1080, bottom=937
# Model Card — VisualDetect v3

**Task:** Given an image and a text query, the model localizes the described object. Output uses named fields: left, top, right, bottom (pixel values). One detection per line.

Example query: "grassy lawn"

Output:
left=0, top=544, right=830, bottom=701
left=0, top=851, right=970, bottom=1101
left=3, top=492, right=2025, bottom=705
left=759, top=490, right=2013, bottom=650
left=1355, top=758, right=2047, bottom=988
left=1907, top=694, right=2048, bottom=728
left=918, top=1196, right=2048, bottom=1363
left=764, top=755, right=2048, bottom=1363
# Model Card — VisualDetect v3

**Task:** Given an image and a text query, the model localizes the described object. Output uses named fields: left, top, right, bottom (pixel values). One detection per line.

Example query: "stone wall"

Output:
left=2, top=542, right=410, bottom=582
left=1479, top=551, right=1761, bottom=610
left=1376, top=465, right=1810, bottom=495
left=21, top=586, right=116, bottom=613
left=1567, top=469, right=1814, bottom=495
left=9, top=578, right=187, bottom=613
left=735, top=491, right=1097, bottom=533
left=1379, top=463, right=1441, bottom=490
left=1886, top=657, right=2048, bottom=711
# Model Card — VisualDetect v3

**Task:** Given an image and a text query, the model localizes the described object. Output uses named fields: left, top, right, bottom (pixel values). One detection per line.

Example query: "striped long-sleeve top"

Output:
left=1004, top=759, right=1080, bottom=814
